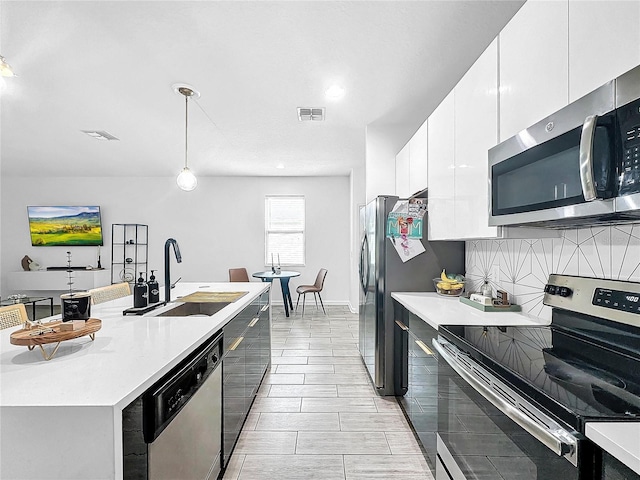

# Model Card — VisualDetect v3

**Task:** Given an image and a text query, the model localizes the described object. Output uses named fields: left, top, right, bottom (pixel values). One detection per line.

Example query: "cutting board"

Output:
left=178, top=291, right=248, bottom=303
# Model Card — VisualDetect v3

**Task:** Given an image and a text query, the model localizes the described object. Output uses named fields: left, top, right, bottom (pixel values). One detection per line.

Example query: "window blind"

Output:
left=265, top=196, right=305, bottom=266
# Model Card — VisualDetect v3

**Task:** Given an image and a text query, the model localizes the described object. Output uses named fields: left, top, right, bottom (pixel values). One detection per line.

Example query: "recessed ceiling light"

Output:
left=81, top=130, right=119, bottom=141
left=325, top=85, right=345, bottom=100
left=276, top=163, right=285, bottom=169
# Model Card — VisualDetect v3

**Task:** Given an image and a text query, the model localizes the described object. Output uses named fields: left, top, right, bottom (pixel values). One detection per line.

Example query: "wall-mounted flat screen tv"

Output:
left=27, top=206, right=104, bottom=246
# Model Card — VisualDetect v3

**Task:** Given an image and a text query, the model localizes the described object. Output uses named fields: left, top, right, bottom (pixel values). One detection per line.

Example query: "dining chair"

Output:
left=89, top=282, right=131, bottom=305
left=229, top=268, right=250, bottom=282
left=295, top=268, right=328, bottom=316
left=0, top=303, right=29, bottom=330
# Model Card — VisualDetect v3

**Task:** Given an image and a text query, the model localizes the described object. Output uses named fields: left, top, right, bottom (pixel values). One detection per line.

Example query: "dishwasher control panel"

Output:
left=143, top=332, right=222, bottom=443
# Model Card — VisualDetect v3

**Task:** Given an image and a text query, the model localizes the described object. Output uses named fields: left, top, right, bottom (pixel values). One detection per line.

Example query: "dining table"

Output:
left=252, top=270, right=300, bottom=317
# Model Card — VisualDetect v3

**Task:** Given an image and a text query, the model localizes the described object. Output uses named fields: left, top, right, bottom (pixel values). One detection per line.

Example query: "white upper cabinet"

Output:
left=499, top=0, right=569, bottom=142
left=569, top=0, right=640, bottom=102
left=427, top=91, right=455, bottom=240
left=395, top=143, right=411, bottom=198
left=409, top=120, right=428, bottom=195
left=454, top=38, right=500, bottom=239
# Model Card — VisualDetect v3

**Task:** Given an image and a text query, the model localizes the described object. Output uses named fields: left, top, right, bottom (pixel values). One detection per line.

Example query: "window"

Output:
left=265, top=196, right=305, bottom=266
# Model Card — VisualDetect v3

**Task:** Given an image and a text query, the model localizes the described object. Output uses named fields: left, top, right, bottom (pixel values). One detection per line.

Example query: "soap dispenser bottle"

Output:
left=481, top=280, right=492, bottom=298
left=147, top=270, right=160, bottom=304
left=134, top=272, right=148, bottom=308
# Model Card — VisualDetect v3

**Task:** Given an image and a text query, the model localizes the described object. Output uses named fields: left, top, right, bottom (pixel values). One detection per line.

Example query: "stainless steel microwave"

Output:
left=489, top=65, right=640, bottom=228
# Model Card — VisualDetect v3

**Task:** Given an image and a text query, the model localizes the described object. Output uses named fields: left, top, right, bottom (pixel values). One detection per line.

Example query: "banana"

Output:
left=440, top=269, right=456, bottom=283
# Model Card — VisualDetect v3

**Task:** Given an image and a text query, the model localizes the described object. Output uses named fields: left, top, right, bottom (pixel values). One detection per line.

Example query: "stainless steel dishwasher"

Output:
left=143, top=333, right=222, bottom=480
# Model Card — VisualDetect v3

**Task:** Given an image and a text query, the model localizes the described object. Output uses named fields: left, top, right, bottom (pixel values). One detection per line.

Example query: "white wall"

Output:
left=349, top=165, right=365, bottom=312
left=365, top=124, right=408, bottom=202
left=0, top=176, right=351, bottom=305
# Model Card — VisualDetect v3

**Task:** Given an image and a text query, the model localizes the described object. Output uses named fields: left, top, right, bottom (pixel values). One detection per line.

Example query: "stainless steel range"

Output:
left=434, top=275, right=640, bottom=479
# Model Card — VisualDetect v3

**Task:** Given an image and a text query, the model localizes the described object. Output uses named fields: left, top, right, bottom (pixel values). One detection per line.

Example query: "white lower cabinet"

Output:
left=568, top=0, right=640, bottom=102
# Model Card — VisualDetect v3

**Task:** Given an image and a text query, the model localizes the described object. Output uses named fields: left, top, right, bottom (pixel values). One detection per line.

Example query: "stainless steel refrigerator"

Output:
left=358, top=195, right=465, bottom=396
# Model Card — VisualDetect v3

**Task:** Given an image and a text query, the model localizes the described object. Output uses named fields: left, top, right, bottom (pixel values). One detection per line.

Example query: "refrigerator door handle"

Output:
left=360, top=235, right=370, bottom=293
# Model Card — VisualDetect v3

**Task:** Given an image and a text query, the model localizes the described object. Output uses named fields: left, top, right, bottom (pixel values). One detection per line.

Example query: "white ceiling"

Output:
left=0, top=0, right=524, bottom=178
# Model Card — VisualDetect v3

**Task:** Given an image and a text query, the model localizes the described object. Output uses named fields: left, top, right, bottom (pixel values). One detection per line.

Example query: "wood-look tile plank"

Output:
left=262, top=374, right=305, bottom=385
left=281, top=349, right=334, bottom=357
left=276, top=364, right=335, bottom=374
left=337, top=385, right=376, bottom=397
left=221, top=453, right=245, bottom=480
left=270, top=356, right=308, bottom=365
left=268, top=384, right=338, bottom=398
left=304, top=373, right=371, bottom=385
left=308, top=356, right=364, bottom=365
left=256, top=412, right=340, bottom=431
left=296, top=431, right=390, bottom=455
left=237, top=455, right=345, bottom=480
left=339, top=413, right=412, bottom=431
left=249, top=397, right=302, bottom=413
left=234, top=431, right=298, bottom=455
left=301, top=397, right=377, bottom=413
left=374, top=397, right=403, bottom=413
left=343, top=454, right=432, bottom=479
left=384, top=432, right=424, bottom=455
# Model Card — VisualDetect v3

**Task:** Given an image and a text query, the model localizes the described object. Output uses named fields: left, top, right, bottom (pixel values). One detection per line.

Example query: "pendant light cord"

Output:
left=184, top=95, right=189, bottom=169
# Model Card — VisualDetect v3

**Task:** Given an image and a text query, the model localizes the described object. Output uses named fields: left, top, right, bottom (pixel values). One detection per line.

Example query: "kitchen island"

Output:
left=0, top=281, right=270, bottom=480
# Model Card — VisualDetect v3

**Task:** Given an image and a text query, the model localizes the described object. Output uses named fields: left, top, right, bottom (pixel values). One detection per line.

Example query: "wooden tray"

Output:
left=178, top=291, right=248, bottom=303
left=10, top=318, right=102, bottom=360
left=459, top=296, right=522, bottom=312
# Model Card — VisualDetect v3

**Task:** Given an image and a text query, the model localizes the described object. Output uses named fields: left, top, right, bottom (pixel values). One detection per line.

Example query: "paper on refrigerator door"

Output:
left=390, top=236, right=425, bottom=262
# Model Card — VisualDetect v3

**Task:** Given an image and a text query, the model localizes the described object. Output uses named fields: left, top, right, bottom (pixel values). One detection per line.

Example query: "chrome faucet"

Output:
left=164, top=238, right=182, bottom=303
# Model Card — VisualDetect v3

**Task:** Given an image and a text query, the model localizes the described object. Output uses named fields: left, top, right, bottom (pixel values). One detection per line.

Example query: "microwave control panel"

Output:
left=618, top=99, right=640, bottom=196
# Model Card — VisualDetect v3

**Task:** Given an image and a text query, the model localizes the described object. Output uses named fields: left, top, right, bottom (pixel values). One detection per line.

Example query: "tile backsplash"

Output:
left=465, top=224, right=640, bottom=320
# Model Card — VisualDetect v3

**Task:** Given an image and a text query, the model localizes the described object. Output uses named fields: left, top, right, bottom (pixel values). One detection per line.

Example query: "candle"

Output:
left=277, top=253, right=280, bottom=266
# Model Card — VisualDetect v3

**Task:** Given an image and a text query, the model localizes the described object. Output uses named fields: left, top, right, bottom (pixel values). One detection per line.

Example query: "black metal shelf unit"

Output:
left=111, top=224, right=148, bottom=284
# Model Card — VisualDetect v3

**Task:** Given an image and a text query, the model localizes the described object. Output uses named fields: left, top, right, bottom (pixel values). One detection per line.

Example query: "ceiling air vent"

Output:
left=81, top=130, right=120, bottom=141
left=297, top=107, right=325, bottom=122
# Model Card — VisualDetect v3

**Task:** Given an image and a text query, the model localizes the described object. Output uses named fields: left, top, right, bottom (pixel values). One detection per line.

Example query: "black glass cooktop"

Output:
left=440, top=310, right=640, bottom=432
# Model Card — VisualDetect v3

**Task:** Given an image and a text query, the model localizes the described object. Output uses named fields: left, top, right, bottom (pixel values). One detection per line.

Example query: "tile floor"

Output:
left=223, top=304, right=433, bottom=480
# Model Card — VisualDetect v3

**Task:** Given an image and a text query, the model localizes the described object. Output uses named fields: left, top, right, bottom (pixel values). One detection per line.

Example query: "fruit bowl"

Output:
left=433, top=278, right=465, bottom=296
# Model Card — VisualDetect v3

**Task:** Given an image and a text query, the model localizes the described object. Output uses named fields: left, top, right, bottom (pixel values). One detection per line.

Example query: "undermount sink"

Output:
left=155, top=301, right=231, bottom=317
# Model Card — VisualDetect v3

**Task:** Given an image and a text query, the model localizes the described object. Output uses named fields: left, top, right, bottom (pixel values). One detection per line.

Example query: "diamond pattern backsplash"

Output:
left=465, top=225, right=640, bottom=320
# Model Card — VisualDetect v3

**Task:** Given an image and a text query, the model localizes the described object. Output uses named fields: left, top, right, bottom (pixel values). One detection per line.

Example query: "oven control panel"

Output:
left=592, top=288, right=640, bottom=314
left=544, top=274, right=640, bottom=327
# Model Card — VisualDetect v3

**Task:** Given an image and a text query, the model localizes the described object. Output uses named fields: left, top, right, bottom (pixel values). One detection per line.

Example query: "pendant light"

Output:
left=174, top=84, right=199, bottom=191
left=0, top=55, right=15, bottom=77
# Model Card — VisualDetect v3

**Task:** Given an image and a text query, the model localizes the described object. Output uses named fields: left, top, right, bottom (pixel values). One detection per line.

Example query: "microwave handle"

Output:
left=579, top=114, right=598, bottom=201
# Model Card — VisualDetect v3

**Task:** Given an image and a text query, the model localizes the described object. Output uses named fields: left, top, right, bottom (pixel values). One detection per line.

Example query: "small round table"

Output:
left=252, top=271, right=300, bottom=317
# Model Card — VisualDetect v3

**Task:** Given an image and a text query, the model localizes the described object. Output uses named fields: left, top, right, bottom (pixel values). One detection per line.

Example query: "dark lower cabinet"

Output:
left=394, top=300, right=439, bottom=472
left=222, top=289, right=270, bottom=468
left=603, top=451, right=640, bottom=479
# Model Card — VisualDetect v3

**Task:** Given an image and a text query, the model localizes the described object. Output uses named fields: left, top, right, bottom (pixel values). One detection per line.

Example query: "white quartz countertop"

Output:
left=0, top=282, right=269, bottom=409
left=391, top=292, right=549, bottom=329
left=586, top=422, right=640, bottom=475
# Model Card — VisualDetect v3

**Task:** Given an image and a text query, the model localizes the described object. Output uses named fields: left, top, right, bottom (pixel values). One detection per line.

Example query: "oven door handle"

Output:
left=432, top=338, right=578, bottom=466
left=579, top=114, right=598, bottom=201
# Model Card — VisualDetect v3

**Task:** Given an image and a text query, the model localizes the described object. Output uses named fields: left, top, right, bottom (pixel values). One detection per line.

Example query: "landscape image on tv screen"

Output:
left=27, top=206, right=104, bottom=246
